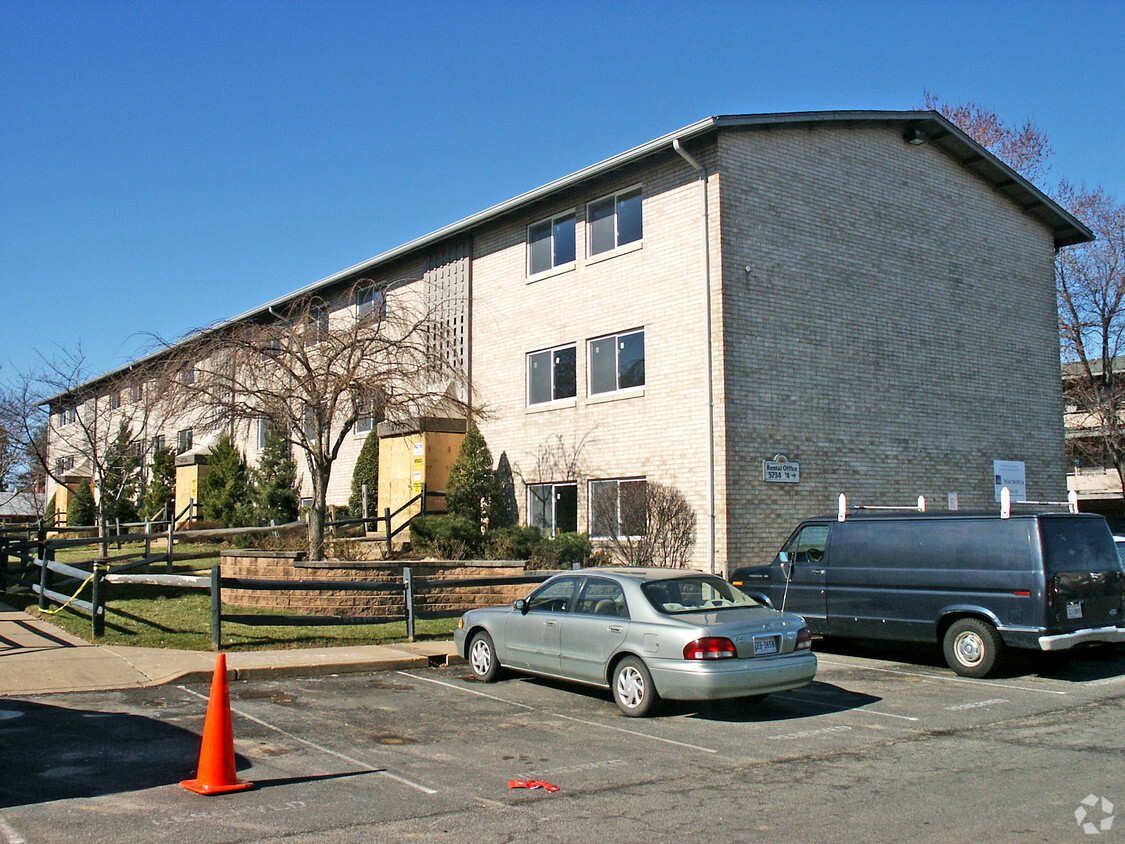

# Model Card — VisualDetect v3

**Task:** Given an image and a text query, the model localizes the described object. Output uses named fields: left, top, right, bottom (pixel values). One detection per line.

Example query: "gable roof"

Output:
left=49, top=110, right=1091, bottom=404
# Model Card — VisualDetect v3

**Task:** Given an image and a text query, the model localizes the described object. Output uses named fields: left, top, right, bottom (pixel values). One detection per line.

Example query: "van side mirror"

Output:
left=778, top=551, right=789, bottom=564
left=514, top=598, right=528, bottom=615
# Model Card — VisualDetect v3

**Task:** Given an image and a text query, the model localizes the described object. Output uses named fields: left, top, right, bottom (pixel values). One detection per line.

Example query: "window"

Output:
left=355, top=397, right=378, bottom=434
left=357, top=285, right=387, bottom=321
left=107, top=392, right=120, bottom=410
left=527, top=344, right=576, bottom=405
left=257, top=417, right=272, bottom=450
left=527, top=211, right=576, bottom=276
left=152, top=434, right=166, bottom=453
left=129, top=384, right=144, bottom=403
left=306, top=307, right=329, bottom=346
left=574, top=578, right=629, bottom=618
left=58, top=406, right=77, bottom=426
left=177, top=428, right=193, bottom=453
left=526, top=577, right=580, bottom=613
left=588, top=329, right=644, bottom=395
left=528, top=482, right=578, bottom=536
left=55, top=456, right=74, bottom=474
left=587, top=187, right=642, bottom=257
left=180, top=366, right=196, bottom=386
left=589, top=478, right=646, bottom=539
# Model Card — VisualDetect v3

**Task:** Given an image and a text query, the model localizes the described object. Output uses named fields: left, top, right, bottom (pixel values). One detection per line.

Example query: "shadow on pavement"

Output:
left=0, top=699, right=248, bottom=809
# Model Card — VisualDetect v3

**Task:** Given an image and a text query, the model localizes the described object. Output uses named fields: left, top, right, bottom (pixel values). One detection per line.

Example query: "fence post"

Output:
left=36, top=525, right=47, bottom=566
left=420, top=482, right=427, bottom=515
left=115, top=518, right=122, bottom=551
left=38, top=545, right=54, bottom=610
left=384, top=507, right=393, bottom=557
left=362, top=484, right=369, bottom=528
left=144, top=520, right=151, bottom=561
left=166, top=523, right=174, bottom=574
left=210, top=565, right=222, bottom=651
left=91, top=565, right=105, bottom=638
left=0, top=537, right=7, bottom=592
left=403, top=566, right=415, bottom=643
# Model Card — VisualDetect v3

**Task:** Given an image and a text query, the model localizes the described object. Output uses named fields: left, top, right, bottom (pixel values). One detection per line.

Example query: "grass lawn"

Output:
left=3, top=540, right=458, bottom=651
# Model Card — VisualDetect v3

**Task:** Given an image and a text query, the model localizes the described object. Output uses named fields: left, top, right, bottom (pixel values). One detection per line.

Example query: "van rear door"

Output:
left=1038, top=516, right=1125, bottom=630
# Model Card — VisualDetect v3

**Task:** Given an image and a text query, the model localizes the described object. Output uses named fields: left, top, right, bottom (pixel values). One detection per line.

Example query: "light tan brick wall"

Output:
left=717, top=125, right=1067, bottom=569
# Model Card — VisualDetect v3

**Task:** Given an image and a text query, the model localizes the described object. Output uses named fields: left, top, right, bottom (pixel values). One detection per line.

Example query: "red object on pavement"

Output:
left=508, top=779, right=560, bottom=793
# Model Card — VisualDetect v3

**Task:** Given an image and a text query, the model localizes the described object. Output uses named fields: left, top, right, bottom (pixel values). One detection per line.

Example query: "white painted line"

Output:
left=945, top=698, right=1008, bottom=711
left=817, top=659, right=1068, bottom=695
left=0, top=816, right=26, bottom=844
left=551, top=713, right=719, bottom=754
left=177, top=685, right=437, bottom=795
left=1084, top=675, right=1125, bottom=687
left=774, top=692, right=920, bottom=721
left=399, top=671, right=719, bottom=754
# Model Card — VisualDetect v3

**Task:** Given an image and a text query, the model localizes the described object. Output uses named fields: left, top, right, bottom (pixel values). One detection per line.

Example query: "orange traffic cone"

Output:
left=180, top=653, right=254, bottom=795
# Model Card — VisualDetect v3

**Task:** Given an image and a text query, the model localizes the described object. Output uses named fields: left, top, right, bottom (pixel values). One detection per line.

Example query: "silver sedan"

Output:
left=454, top=567, right=816, bottom=716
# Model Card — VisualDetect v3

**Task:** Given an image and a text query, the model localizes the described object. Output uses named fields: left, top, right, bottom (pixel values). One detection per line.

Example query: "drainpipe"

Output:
left=673, top=138, right=716, bottom=575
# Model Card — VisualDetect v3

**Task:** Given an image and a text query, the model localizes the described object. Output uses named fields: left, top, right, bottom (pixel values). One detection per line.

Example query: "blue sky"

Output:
left=2, top=0, right=1123, bottom=384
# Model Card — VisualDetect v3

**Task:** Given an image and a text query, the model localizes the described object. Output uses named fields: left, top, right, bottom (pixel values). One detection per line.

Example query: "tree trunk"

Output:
left=307, top=466, right=330, bottom=560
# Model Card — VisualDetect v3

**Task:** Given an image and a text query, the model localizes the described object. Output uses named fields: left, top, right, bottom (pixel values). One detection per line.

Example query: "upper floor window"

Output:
left=588, top=329, right=644, bottom=395
left=152, top=434, right=166, bottom=453
left=129, top=384, right=144, bottom=403
left=177, top=428, right=193, bottom=453
left=527, top=344, right=577, bottom=406
left=180, top=366, right=196, bottom=386
left=355, top=397, right=378, bottom=434
left=107, top=392, right=121, bottom=411
left=587, top=187, right=642, bottom=257
left=357, top=285, right=387, bottom=321
left=306, top=307, right=329, bottom=347
left=257, top=417, right=272, bottom=450
left=528, top=211, right=576, bottom=276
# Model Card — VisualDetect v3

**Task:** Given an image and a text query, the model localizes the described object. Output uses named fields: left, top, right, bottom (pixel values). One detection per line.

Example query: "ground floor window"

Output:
left=528, top=482, right=578, bottom=536
left=177, top=428, right=193, bottom=453
left=588, top=477, right=646, bottom=539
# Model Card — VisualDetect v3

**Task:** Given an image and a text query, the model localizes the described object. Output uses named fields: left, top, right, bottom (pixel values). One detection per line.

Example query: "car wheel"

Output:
left=943, top=618, right=1003, bottom=678
left=612, top=656, right=659, bottom=717
left=468, top=631, right=501, bottom=682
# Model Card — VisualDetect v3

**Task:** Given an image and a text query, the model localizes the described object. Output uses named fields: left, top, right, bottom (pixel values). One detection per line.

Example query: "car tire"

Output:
left=943, top=618, right=1003, bottom=678
left=612, top=656, right=660, bottom=717
left=468, top=631, right=501, bottom=682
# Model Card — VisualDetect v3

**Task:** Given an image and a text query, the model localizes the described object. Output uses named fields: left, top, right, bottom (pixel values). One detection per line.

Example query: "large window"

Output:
left=527, top=211, right=576, bottom=276
left=588, top=329, right=644, bottom=395
left=589, top=478, right=646, bottom=539
left=587, top=187, right=642, bottom=257
left=527, top=344, right=577, bottom=406
left=357, top=285, right=387, bottom=321
left=528, top=482, right=578, bottom=536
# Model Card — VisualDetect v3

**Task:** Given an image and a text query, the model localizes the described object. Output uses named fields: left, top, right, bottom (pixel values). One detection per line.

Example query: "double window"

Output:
left=589, top=478, right=646, bottom=539
left=357, top=285, right=387, bottom=321
left=528, top=482, right=578, bottom=536
left=527, top=212, right=576, bottom=276
left=177, top=428, right=193, bottom=453
left=527, top=344, right=577, bottom=406
left=588, top=187, right=642, bottom=257
left=152, top=434, right=166, bottom=453
left=588, top=329, right=644, bottom=395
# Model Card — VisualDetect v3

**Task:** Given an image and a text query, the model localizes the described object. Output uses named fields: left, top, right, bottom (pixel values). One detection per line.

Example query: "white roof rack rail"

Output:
left=837, top=494, right=927, bottom=522
left=1000, top=487, right=1079, bottom=519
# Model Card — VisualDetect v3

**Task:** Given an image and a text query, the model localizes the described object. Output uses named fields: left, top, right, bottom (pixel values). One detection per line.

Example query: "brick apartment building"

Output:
left=45, top=111, right=1092, bottom=571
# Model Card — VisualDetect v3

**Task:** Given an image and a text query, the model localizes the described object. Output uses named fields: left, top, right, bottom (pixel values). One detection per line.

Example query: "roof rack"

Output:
left=836, top=489, right=1079, bottom=522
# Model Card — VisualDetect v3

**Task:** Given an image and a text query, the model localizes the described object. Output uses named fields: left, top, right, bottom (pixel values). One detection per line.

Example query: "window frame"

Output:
left=587, top=328, right=645, bottom=397
left=527, top=481, right=578, bottom=537
left=588, top=477, right=647, bottom=540
left=177, top=428, right=193, bottom=453
left=526, top=210, right=577, bottom=278
left=257, top=417, right=272, bottom=451
left=586, top=186, right=643, bottom=259
left=356, top=284, right=387, bottom=321
left=355, top=397, right=377, bottom=435
left=526, top=343, right=578, bottom=407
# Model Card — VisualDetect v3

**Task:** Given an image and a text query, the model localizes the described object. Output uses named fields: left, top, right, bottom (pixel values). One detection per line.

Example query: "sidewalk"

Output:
left=0, top=602, right=463, bottom=696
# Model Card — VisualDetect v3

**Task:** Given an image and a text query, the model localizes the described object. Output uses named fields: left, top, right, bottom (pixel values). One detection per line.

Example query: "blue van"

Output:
left=729, top=512, right=1125, bottom=677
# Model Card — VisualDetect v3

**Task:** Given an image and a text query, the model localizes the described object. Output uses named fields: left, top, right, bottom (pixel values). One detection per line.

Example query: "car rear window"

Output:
left=642, top=576, right=761, bottom=614
left=1039, top=517, right=1119, bottom=575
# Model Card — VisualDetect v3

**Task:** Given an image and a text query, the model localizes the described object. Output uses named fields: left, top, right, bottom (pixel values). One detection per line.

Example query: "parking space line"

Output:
left=0, top=815, right=26, bottom=844
left=399, top=672, right=719, bottom=754
left=178, top=685, right=438, bottom=795
left=816, top=659, right=1068, bottom=695
left=774, top=692, right=920, bottom=721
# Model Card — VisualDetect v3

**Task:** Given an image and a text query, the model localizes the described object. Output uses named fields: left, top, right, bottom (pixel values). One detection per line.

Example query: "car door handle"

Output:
left=544, top=620, right=558, bottom=627
left=607, top=625, right=624, bottom=633
left=810, top=569, right=826, bottom=575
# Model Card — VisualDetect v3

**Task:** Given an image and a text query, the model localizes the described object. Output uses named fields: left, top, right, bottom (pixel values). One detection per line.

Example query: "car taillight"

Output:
left=795, top=627, right=812, bottom=650
left=1046, top=576, right=1058, bottom=611
left=684, top=637, right=737, bottom=660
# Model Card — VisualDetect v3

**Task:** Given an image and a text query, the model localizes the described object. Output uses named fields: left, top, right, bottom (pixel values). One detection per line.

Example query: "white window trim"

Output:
left=586, top=185, right=643, bottom=259
left=588, top=477, right=647, bottom=540
left=587, top=328, right=645, bottom=398
left=257, top=417, right=271, bottom=451
left=527, top=343, right=578, bottom=408
left=526, top=209, right=577, bottom=279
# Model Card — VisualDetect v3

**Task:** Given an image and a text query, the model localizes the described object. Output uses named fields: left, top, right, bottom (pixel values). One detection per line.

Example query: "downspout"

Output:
left=673, top=138, right=716, bottom=575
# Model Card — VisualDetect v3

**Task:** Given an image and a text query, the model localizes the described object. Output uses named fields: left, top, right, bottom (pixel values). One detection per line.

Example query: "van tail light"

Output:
left=1046, top=576, right=1058, bottom=611
left=796, top=627, right=812, bottom=651
left=731, top=580, right=743, bottom=587
left=684, top=637, right=737, bottom=660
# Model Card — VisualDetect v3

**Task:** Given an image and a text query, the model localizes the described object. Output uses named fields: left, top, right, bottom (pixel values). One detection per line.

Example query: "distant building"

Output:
left=0, top=490, right=45, bottom=525
left=45, top=111, right=1091, bottom=570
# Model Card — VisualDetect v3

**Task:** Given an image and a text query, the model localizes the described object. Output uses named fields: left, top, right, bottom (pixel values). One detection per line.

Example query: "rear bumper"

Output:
left=1038, top=626, right=1125, bottom=651
left=646, top=651, right=817, bottom=701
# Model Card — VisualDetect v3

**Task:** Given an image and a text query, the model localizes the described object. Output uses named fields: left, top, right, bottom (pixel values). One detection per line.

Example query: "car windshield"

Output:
left=641, top=576, right=762, bottom=614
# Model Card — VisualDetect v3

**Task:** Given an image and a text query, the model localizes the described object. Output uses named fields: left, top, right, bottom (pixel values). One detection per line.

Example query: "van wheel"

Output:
left=943, top=619, right=1003, bottom=678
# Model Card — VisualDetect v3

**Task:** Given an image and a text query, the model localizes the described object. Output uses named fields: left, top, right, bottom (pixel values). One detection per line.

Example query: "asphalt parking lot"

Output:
left=3, top=641, right=1124, bottom=843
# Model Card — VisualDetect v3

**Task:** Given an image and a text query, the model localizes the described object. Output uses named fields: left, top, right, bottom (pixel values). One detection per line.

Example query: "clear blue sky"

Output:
left=3, top=0, right=1122, bottom=384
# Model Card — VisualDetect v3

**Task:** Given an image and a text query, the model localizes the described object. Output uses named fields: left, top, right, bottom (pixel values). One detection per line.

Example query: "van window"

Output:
left=783, top=524, right=829, bottom=564
left=829, top=519, right=1030, bottom=571
left=1039, top=517, right=1118, bottom=575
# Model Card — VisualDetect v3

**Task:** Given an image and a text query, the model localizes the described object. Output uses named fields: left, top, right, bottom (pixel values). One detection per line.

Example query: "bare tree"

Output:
left=591, top=479, right=697, bottom=568
left=167, top=281, right=471, bottom=559
left=1057, top=183, right=1125, bottom=491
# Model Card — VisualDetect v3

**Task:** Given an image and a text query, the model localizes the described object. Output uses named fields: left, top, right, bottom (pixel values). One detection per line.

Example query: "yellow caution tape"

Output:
left=38, top=563, right=109, bottom=615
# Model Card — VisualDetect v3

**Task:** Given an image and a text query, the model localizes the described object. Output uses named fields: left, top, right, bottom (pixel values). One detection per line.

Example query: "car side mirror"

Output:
left=514, top=598, right=528, bottom=615
left=778, top=551, right=789, bottom=564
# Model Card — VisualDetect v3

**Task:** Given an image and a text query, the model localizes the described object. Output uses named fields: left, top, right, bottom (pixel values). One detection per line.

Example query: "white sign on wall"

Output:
left=763, top=455, right=800, bottom=483
left=993, top=459, right=1026, bottom=503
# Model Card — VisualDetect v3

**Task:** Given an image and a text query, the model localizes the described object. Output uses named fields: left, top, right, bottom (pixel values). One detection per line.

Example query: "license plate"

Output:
left=1067, top=602, right=1083, bottom=620
left=753, top=636, right=779, bottom=656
